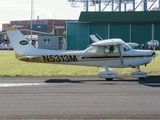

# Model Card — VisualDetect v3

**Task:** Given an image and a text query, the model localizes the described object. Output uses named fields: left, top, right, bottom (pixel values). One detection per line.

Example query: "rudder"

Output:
left=5, top=27, right=36, bottom=55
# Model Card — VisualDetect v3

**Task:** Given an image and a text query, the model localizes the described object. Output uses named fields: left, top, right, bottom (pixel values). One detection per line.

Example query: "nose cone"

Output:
left=153, top=52, right=158, bottom=58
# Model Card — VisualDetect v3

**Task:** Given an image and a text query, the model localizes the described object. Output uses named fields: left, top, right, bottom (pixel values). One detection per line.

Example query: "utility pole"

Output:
left=31, top=0, right=33, bottom=41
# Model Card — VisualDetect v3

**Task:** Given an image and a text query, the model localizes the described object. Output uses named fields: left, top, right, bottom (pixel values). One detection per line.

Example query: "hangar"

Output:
left=67, top=11, right=160, bottom=50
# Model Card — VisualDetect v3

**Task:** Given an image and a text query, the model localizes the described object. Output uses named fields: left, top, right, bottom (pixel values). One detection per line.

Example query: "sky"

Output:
left=0, top=0, right=85, bottom=30
left=0, top=0, right=159, bottom=30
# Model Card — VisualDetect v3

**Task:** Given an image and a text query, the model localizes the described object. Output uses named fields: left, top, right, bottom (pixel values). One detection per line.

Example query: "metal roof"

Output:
left=38, top=34, right=66, bottom=36
left=78, top=11, right=160, bottom=23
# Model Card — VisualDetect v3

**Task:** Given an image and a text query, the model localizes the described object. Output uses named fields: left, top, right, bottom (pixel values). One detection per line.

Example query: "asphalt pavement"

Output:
left=0, top=76, right=160, bottom=119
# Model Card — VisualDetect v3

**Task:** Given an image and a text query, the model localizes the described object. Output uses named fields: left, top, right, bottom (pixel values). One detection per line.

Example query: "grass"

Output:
left=0, top=50, right=160, bottom=77
left=0, top=51, right=101, bottom=76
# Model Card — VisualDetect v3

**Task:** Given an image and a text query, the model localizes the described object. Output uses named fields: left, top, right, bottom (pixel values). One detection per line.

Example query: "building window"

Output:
left=43, top=39, right=50, bottom=45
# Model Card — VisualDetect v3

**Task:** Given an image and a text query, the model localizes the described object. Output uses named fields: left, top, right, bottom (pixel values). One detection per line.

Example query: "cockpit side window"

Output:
left=104, top=45, right=118, bottom=54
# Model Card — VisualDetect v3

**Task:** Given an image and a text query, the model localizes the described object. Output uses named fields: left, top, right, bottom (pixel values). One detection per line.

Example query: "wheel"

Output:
left=105, top=78, right=113, bottom=81
left=138, top=77, right=145, bottom=80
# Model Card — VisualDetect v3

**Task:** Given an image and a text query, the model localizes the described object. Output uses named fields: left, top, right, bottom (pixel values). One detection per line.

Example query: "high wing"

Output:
left=91, top=38, right=124, bottom=46
left=126, top=42, right=139, bottom=48
left=90, top=34, right=139, bottom=49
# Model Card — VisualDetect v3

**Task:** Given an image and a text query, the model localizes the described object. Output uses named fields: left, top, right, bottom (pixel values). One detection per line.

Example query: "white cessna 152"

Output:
left=5, top=27, right=158, bottom=81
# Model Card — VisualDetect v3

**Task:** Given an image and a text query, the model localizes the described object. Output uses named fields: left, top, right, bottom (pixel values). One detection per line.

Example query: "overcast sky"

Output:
left=0, top=0, right=85, bottom=30
left=0, top=0, right=159, bottom=30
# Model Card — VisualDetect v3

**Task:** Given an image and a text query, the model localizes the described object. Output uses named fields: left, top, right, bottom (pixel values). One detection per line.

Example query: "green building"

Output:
left=67, top=11, right=160, bottom=50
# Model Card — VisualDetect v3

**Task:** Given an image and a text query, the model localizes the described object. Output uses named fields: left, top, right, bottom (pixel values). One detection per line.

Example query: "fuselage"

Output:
left=16, top=47, right=154, bottom=68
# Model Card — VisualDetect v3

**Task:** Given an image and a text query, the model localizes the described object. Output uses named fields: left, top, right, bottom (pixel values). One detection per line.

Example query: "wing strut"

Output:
left=117, top=44, right=124, bottom=65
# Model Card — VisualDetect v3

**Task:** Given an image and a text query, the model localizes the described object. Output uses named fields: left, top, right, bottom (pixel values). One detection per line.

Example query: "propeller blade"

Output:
left=152, top=51, right=158, bottom=58
left=152, top=44, right=158, bottom=58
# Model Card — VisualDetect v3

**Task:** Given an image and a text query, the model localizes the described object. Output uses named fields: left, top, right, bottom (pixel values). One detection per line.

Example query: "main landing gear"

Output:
left=98, top=67, right=117, bottom=81
left=98, top=66, right=148, bottom=81
left=131, top=66, right=148, bottom=79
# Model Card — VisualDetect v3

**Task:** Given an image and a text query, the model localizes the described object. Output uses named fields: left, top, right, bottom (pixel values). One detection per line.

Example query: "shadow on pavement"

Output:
left=113, top=76, right=160, bottom=87
left=44, top=76, right=160, bottom=87
left=45, top=79, right=83, bottom=83
left=138, top=76, right=160, bottom=87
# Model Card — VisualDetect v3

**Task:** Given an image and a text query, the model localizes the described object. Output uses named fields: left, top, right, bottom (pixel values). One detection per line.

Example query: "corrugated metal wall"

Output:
left=67, top=23, right=89, bottom=50
left=131, top=24, right=152, bottom=44
left=154, top=24, right=160, bottom=41
left=89, top=23, right=108, bottom=40
left=110, top=24, right=130, bottom=42
left=67, top=22, right=160, bottom=50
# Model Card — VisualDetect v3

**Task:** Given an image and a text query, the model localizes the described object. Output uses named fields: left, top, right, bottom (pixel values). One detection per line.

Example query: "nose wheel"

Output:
left=105, top=78, right=113, bottom=81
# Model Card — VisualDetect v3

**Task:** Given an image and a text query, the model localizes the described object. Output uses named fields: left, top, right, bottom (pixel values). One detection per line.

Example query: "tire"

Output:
left=105, top=78, right=113, bottom=81
left=139, top=77, right=145, bottom=80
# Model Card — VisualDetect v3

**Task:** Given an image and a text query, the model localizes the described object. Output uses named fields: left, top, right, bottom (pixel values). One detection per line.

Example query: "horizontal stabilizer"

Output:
left=17, top=55, right=40, bottom=60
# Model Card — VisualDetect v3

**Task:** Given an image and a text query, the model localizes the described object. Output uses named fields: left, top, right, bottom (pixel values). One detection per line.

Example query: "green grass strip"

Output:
left=0, top=51, right=159, bottom=76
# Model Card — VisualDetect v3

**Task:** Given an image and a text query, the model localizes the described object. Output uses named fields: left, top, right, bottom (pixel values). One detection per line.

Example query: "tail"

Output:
left=89, top=35, right=100, bottom=42
left=5, top=27, right=36, bottom=55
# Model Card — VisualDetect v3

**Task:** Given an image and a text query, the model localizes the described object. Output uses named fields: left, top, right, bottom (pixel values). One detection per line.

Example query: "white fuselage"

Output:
left=24, top=47, right=154, bottom=68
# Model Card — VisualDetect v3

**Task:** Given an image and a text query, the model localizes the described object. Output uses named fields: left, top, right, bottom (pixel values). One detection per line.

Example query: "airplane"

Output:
left=5, top=27, right=158, bottom=81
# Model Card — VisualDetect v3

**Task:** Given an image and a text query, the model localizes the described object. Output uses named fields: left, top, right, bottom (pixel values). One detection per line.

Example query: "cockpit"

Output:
left=104, top=45, right=118, bottom=54
left=123, top=43, right=132, bottom=51
left=104, top=43, right=132, bottom=54
left=85, top=43, right=132, bottom=54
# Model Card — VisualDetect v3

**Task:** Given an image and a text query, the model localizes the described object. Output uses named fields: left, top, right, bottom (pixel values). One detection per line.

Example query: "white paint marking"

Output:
left=0, top=83, right=80, bottom=87
left=0, top=83, right=53, bottom=87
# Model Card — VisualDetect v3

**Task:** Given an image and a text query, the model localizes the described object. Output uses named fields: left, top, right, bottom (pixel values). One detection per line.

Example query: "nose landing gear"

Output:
left=131, top=66, right=148, bottom=79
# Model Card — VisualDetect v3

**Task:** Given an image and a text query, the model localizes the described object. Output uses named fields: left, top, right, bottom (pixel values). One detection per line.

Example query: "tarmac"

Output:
left=0, top=76, right=160, bottom=119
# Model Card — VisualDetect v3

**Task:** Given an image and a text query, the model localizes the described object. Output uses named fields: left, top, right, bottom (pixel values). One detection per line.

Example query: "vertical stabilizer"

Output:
left=5, top=27, right=36, bottom=55
left=89, top=35, right=100, bottom=42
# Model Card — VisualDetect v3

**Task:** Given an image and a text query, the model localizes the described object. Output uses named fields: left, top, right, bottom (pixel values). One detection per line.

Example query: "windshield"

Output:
left=123, top=43, right=132, bottom=51
left=85, top=46, right=98, bottom=53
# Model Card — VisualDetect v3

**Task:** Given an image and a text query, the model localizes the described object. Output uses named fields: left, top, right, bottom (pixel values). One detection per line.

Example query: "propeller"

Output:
left=152, top=45, right=158, bottom=58
left=151, top=40, right=159, bottom=58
